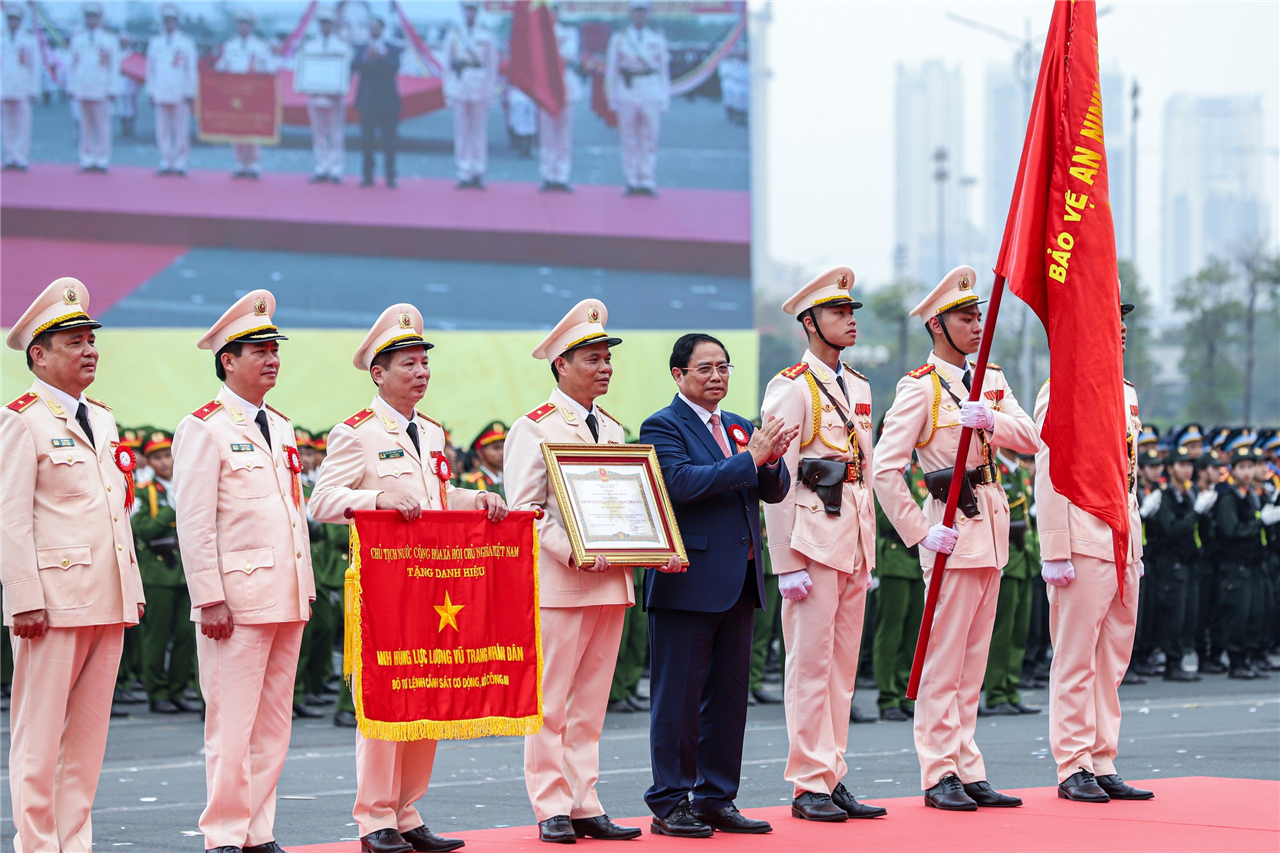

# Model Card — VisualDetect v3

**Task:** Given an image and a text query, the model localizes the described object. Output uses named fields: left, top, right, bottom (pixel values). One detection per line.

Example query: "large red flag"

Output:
left=508, top=0, right=566, bottom=117
left=995, top=1, right=1130, bottom=582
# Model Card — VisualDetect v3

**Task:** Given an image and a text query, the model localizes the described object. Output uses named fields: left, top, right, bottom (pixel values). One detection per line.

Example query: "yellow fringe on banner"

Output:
left=347, top=515, right=546, bottom=742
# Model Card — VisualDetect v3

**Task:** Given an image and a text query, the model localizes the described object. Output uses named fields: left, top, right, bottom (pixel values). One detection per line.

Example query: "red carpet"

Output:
left=283, top=777, right=1278, bottom=852
left=0, top=165, right=749, bottom=276
left=0, top=237, right=186, bottom=326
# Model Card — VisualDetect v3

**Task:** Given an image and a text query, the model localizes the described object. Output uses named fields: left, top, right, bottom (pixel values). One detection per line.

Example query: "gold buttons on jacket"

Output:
left=107, top=485, right=112, bottom=492
left=61, top=558, right=69, bottom=567
left=296, top=551, right=302, bottom=558
left=117, top=544, right=123, bottom=551
left=245, top=562, right=252, bottom=570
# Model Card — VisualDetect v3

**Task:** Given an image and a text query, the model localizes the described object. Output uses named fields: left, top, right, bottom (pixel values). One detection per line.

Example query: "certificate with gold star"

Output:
left=541, top=443, right=688, bottom=568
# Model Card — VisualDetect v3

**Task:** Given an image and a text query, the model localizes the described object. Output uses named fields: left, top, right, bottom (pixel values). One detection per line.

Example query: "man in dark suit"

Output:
left=639, top=333, right=798, bottom=837
left=352, top=17, right=402, bottom=188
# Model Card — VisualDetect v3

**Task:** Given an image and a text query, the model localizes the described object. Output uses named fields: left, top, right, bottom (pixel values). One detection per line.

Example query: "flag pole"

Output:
left=906, top=272, right=1009, bottom=701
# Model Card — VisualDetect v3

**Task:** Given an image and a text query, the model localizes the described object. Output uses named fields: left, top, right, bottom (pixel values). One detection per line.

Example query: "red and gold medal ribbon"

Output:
left=112, top=442, right=136, bottom=512
left=285, top=445, right=303, bottom=508
left=431, top=452, right=451, bottom=510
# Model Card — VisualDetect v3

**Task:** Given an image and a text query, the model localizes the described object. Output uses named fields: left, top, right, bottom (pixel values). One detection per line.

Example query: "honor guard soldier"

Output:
left=216, top=9, right=275, bottom=178
left=505, top=299, right=672, bottom=843
left=310, top=304, right=505, bottom=853
left=134, top=429, right=201, bottom=713
left=605, top=1, right=670, bottom=196
left=761, top=266, right=887, bottom=822
left=1035, top=301, right=1153, bottom=804
left=173, top=289, right=316, bottom=853
left=874, top=266, right=1040, bottom=811
left=3, top=277, right=146, bottom=852
left=539, top=8, right=582, bottom=191
left=459, top=421, right=507, bottom=499
left=873, top=456, right=929, bottom=722
left=2, top=4, right=40, bottom=171
left=302, top=7, right=351, bottom=183
left=68, top=2, right=119, bottom=172
left=444, top=2, right=498, bottom=188
left=145, top=4, right=197, bottom=175
left=1152, top=445, right=1205, bottom=682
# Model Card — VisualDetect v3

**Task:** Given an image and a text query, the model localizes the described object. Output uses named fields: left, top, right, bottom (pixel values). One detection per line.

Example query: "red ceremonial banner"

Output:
left=346, top=510, right=543, bottom=741
left=994, top=0, right=1131, bottom=589
left=197, top=70, right=281, bottom=145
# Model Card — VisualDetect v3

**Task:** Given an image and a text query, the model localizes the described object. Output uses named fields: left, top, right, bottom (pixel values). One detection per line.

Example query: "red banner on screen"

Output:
left=346, top=510, right=543, bottom=741
left=197, top=71, right=281, bottom=144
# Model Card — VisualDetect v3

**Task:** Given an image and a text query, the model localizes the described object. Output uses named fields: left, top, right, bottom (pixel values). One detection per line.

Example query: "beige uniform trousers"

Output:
left=1049, top=554, right=1140, bottom=781
left=154, top=101, right=190, bottom=169
left=452, top=100, right=489, bottom=180
left=353, top=733, right=438, bottom=836
left=524, top=604, right=626, bottom=822
left=197, top=620, right=305, bottom=849
left=307, top=100, right=345, bottom=178
left=2, top=98, right=32, bottom=166
left=77, top=98, right=111, bottom=168
left=913, top=565, right=1001, bottom=790
left=538, top=103, right=573, bottom=184
left=781, top=561, right=867, bottom=796
left=232, top=143, right=261, bottom=173
left=617, top=101, right=660, bottom=189
left=9, top=624, right=124, bottom=853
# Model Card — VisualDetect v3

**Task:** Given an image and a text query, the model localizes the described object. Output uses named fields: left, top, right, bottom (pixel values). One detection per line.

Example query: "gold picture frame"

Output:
left=540, top=443, right=688, bottom=568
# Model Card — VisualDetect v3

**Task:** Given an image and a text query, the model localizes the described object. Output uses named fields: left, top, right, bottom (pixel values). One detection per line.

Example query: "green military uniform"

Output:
left=873, top=464, right=927, bottom=715
left=458, top=421, right=509, bottom=501
left=295, top=478, right=349, bottom=710
left=749, top=506, right=783, bottom=695
left=982, top=453, right=1039, bottom=710
left=609, top=570, right=648, bottom=707
left=114, top=428, right=147, bottom=701
left=132, top=468, right=197, bottom=709
left=458, top=466, right=505, bottom=500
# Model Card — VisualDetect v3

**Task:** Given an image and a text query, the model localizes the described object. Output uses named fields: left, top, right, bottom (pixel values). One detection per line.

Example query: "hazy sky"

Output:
left=762, top=0, right=1280, bottom=293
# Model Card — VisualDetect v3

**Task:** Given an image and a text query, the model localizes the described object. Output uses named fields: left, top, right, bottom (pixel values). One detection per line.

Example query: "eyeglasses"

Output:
left=678, top=364, right=734, bottom=378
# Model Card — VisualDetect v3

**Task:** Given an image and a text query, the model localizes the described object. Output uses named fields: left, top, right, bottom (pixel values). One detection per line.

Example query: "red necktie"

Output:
left=708, top=413, right=731, bottom=458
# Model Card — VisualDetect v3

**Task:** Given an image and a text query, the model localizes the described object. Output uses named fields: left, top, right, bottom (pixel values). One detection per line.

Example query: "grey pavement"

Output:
left=2, top=669, right=1277, bottom=851
left=26, top=91, right=748, bottom=189
left=99, top=248, right=753, bottom=331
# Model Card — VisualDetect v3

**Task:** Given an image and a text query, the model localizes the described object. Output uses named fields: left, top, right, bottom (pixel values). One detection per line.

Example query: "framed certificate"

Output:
left=294, top=51, right=351, bottom=95
left=541, top=443, right=688, bottom=568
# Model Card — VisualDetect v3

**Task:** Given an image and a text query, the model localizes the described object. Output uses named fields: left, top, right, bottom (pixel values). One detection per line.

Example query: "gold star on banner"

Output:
left=434, top=592, right=464, bottom=633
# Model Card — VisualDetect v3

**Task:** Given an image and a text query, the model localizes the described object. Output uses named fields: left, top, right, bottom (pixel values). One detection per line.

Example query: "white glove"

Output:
left=1137, top=559, right=1145, bottom=578
left=868, top=574, right=880, bottom=592
left=1193, top=490, right=1218, bottom=515
left=778, top=569, right=813, bottom=602
left=1042, top=558, right=1076, bottom=587
left=1261, top=504, right=1280, bottom=526
left=1139, top=489, right=1163, bottom=519
left=921, top=523, right=959, bottom=555
left=959, top=401, right=995, bottom=431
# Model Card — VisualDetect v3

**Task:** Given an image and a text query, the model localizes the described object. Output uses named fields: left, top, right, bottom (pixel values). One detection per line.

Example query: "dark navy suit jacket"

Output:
left=639, top=395, right=790, bottom=613
left=352, top=41, right=403, bottom=119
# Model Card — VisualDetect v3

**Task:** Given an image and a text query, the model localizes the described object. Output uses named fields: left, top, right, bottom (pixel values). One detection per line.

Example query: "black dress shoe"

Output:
left=1058, top=770, right=1110, bottom=802
left=150, top=699, right=180, bottom=714
left=111, top=704, right=129, bottom=717
left=832, top=782, right=886, bottom=818
left=1198, top=658, right=1227, bottom=674
left=625, top=695, right=650, bottom=712
left=174, top=697, right=204, bottom=713
left=1120, top=670, right=1147, bottom=685
left=244, top=843, right=285, bottom=853
left=962, top=781, right=1022, bottom=807
left=334, top=710, right=358, bottom=727
left=1011, top=702, right=1042, bottom=714
left=571, top=814, right=641, bottom=840
left=114, top=688, right=145, bottom=704
left=924, top=775, right=977, bottom=811
left=1163, top=668, right=1198, bottom=682
left=849, top=705, right=877, bottom=724
left=361, top=828, right=412, bottom=853
left=752, top=689, right=782, bottom=704
left=976, top=704, right=994, bottom=717
left=880, top=707, right=910, bottom=722
left=306, top=692, right=335, bottom=706
left=538, top=815, right=576, bottom=844
left=360, top=178, right=375, bottom=187
left=402, top=825, right=465, bottom=852
left=987, top=702, right=1021, bottom=716
left=206, top=847, right=241, bottom=853
left=693, top=804, right=771, bottom=833
left=606, top=699, right=634, bottom=714
left=791, top=791, right=847, bottom=821
left=1229, top=667, right=1256, bottom=679
left=1096, top=774, right=1153, bottom=800
left=310, top=174, right=328, bottom=183
left=651, top=801, right=713, bottom=837
left=293, top=702, right=324, bottom=718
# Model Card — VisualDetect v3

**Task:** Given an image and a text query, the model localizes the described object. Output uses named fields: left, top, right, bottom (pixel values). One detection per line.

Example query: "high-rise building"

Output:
left=1162, top=95, right=1270, bottom=308
left=894, top=61, right=977, bottom=284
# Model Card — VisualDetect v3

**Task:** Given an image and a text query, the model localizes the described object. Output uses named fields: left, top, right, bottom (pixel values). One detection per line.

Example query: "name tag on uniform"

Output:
left=51, top=438, right=74, bottom=447
left=230, top=443, right=254, bottom=452
left=379, top=449, right=406, bottom=460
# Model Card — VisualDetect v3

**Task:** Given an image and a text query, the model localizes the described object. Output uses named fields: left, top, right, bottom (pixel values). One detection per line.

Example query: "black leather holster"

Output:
left=798, top=459, right=849, bottom=517
left=922, top=467, right=981, bottom=519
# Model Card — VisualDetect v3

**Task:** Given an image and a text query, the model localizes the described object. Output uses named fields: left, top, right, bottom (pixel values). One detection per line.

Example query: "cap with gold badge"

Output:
left=781, top=266, right=862, bottom=317
left=531, top=299, right=622, bottom=363
left=197, top=289, right=288, bottom=352
left=910, top=265, right=985, bottom=321
left=142, top=430, right=173, bottom=456
left=352, top=303, right=433, bottom=371
left=5, top=277, right=103, bottom=353
left=471, top=421, right=508, bottom=452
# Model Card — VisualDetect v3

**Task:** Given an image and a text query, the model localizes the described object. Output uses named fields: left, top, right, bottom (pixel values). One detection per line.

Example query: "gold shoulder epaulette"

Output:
left=596, top=405, right=621, bottom=425
left=986, top=363, right=1002, bottom=371
left=6, top=391, right=39, bottom=413
left=415, top=410, right=443, bottom=429
left=1123, top=378, right=1135, bottom=387
left=526, top=402, right=557, bottom=423
left=265, top=402, right=289, bottom=421
left=84, top=395, right=112, bottom=411
left=778, top=361, right=808, bottom=380
left=908, top=363, right=936, bottom=379
left=842, top=363, right=869, bottom=382
left=344, top=408, right=374, bottom=428
left=462, top=470, right=483, bottom=484
left=192, top=400, right=223, bottom=421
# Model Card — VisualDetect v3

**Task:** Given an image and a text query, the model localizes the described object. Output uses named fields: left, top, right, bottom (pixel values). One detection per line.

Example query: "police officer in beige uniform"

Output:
left=311, top=304, right=506, bottom=853
left=68, top=2, right=119, bottom=172
left=173, top=290, right=316, bottom=853
left=2, top=4, right=40, bottom=171
left=145, top=3, right=197, bottom=175
left=2, top=277, right=146, bottom=852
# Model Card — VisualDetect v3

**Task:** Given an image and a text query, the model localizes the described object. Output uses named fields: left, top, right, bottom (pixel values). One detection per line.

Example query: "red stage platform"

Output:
left=284, top=777, right=1278, bottom=853
left=0, top=165, right=749, bottom=276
